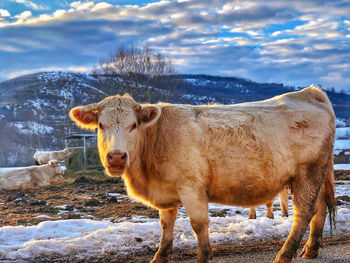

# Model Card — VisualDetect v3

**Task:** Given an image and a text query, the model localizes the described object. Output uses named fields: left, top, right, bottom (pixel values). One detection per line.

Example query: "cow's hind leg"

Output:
left=301, top=158, right=336, bottom=259
left=178, top=187, right=212, bottom=263
left=273, top=163, right=325, bottom=263
left=151, top=207, right=178, bottom=263
left=299, top=185, right=326, bottom=259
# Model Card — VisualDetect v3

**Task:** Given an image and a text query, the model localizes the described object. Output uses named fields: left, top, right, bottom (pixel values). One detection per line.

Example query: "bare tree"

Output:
left=92, top=45, right=178, bottom=102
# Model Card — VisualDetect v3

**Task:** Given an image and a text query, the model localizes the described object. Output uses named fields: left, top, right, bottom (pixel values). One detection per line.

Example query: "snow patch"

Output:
left=336, top=119, right=346, bottom=128
left=336, top=127, right=350, bottom=139
left=0, top=208, right=349, bottom=260
left=334, top=164, right=350, bottom=170
left=11, top=122, right=54, bottom=135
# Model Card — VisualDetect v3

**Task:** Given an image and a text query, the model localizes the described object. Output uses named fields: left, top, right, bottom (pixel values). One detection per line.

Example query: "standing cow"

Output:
left=34, top=148, right=71, bottom=165
left=0, top=160, right=64, bottom=189
left=70, top=86, right=336, bottom=263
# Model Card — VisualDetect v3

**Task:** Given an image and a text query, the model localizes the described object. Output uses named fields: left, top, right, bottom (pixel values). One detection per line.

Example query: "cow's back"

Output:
left=0, top=167, right=34, bottom=189
left=195, top=86, right=335, bottom=206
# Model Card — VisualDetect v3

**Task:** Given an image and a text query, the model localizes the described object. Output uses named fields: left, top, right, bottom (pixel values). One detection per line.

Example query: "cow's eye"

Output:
left=98, top=122, right=104, bottom=130
left=130, top=122, right=137, bottom=132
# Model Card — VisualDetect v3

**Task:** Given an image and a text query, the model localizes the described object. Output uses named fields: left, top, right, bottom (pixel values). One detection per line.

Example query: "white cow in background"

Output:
left=34, top=148, right=71, bottom=165
left=0, top=160, right=64, bottom=190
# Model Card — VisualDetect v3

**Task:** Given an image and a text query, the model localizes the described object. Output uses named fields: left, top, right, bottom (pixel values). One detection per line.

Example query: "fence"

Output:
left=64, top=134, right=102, bottom=170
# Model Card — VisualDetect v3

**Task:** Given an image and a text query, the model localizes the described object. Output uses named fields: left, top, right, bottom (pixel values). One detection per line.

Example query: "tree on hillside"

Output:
left=92, top=45, right=179, bottom=102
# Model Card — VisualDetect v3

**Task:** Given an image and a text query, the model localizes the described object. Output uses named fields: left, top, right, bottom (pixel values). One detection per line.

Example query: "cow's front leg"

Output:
left=248, top=207, right=257, bottom=219
left=178, top=187, right=212, bottom=263
left=151, top=206, right=178, bottom=263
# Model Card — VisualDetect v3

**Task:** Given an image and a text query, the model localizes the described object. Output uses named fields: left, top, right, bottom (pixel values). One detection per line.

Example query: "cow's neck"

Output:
left=123, top=160, right=150, bottom=203
left=122, top=125, right=162, bottom=206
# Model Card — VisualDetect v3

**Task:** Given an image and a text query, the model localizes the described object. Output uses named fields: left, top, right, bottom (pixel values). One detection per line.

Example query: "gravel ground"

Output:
left=207, top=243, right=350, bottom=263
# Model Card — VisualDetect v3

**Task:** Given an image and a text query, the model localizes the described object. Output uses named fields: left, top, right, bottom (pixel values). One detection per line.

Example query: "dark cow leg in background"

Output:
left=151, top=207, right=178, bottom=263
left=265, top=199, right=275, bottom=219
left=273, top=162, right=326, bottom=263
left=280, top=187, right=289, bottom=218
left=179, top=187, right=212, bottom=263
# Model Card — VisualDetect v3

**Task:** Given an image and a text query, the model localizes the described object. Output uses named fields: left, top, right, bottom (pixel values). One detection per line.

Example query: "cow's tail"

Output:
left=324, top=160, right=336, bottom=236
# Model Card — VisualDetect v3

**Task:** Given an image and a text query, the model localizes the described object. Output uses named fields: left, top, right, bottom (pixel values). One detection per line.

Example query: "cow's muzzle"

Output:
left=106, top=150, right=127, bottom=176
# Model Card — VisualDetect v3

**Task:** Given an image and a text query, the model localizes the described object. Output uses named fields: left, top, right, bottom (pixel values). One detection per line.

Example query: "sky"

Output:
left=0, top=0, right=349, bottom=92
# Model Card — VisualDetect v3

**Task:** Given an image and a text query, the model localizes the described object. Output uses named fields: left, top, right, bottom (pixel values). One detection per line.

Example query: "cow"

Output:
left=249, top=186, right=289, bottom=219
left=34, top=148, right=71, bottom=165
left=70, top=86, right=336, bottom=263
left=0, top=160, right=64, bottom=190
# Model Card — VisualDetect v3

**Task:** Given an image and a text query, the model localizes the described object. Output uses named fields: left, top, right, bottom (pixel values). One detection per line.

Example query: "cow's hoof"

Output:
left=273, top=257, right=292, bottom=263
left=266, top=214, right=274, bottom=219
left=300, top=247, right=318, bottom=259
left=150, top=256, right=168, bottom=263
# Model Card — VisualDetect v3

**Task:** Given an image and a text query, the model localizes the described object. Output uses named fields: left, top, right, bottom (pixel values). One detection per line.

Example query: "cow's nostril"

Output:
left=121, top=153, right=127, bottom=161
left=107, top=153, right=113, bottom=161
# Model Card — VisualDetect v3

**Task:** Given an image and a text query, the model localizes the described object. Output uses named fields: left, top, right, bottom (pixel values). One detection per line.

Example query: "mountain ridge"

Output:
left=0, top=71, right=349, bottom=166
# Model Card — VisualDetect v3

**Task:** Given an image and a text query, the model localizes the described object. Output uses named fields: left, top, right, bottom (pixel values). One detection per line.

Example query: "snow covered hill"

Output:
left=0, top=71, right=349, bottom=166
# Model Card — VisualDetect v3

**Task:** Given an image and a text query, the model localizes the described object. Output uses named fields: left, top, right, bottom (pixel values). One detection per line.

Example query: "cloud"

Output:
left=0, top=9, right=11, bottom=17
left=14, top=10, right=32, bottom=20
left=0, top=0, right=349, bottom=92
left=5, top=65, right=91, bottom=80
left=13, top=0, right=48, bottom=11
left=272, top=18, right=341, bottom=39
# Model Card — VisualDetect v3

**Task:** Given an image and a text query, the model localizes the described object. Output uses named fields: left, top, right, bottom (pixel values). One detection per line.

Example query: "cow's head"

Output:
left=64, top=148, right=72, bottom=158
left=48, top=160, right=64, bottom=177
left=69, top=94, right=161, bottom=177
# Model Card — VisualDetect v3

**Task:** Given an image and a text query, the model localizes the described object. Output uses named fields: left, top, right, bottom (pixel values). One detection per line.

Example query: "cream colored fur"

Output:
left=0, top=160, right=64, bottom=189
left=34, top=148, right=71, bottom=165
left=70, top=86, right=336, bottom=263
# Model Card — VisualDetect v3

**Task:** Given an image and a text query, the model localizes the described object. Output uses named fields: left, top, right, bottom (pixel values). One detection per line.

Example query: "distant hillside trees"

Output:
left=0, top=119, right=34, bottom=166
left=92, top=45, right=179, bottom=102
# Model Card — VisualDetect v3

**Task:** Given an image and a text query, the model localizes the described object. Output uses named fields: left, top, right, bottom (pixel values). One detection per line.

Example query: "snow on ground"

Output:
left=336, top=127, right=350, bottom=139
left=0, top=207, right=349, bottom=261
left=334, top=140, right=350, bottom=155
left=0, top=208, right=348, bottom=261
left=0, top=164, right=349, bottom=260
left=334, top=164, right=350, bottom=170
left=0, top=177, right=349, bottom=261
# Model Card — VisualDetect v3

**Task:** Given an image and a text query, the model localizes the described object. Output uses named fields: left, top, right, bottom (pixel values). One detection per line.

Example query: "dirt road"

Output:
left=201, top=241, right=350, bottom=263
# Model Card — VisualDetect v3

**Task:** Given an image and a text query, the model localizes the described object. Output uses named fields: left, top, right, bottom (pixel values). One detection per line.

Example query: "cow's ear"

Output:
left=69, top=106, right=98, bottom=130
left=138, top=105, right=161, bottom=128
